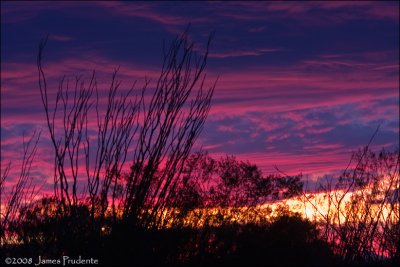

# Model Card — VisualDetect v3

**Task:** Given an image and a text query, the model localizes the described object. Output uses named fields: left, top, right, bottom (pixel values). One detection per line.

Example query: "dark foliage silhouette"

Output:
left=164, top=152, right=304, bottom=228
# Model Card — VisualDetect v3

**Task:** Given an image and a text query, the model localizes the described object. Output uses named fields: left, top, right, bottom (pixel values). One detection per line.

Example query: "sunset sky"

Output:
left=1, top=1, right=399, bottom=193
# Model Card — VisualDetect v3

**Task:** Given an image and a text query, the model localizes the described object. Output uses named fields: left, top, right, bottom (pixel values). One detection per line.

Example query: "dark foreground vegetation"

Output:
left=2, top=208, right=342, bottom=266
left=1, top=148, right=399, bottom=266
left=1, top=30, right=399, bottom=266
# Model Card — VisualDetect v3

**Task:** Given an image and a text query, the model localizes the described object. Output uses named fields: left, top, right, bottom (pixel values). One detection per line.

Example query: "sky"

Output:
left=1, top=1, right=399, bottom=195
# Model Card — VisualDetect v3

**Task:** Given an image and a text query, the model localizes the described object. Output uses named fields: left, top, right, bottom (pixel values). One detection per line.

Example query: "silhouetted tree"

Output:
left=302, top=146, right=399, bottom=265
left=37, top=29, right=217, bottom=230
left=164, top=152, right=303, bottom=228
left=121, top=30, right=216, bottom=229
left=0, top=130, right=41, bottom=245
left=38, top=39, right=143, bottom=221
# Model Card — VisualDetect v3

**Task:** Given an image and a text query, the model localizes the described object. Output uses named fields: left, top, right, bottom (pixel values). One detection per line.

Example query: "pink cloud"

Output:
left=49, top=34, right=75, bottom=42
left=93, top=2, right=209, bottom=34
left=1, top=55, right=161, bottom=116
left=211, top=1, right=399, bottom=24
left=303, top=143, right=344, bottom=151
left=248, top=26, right=268, bottom=33
left=206, top=149, right=353, bottom=179
left=5, top=50, right=395, bottom=149
left=207, top=67, right=397, bottom=116
left=265, top=2, right=314, bottom=14
left=315, top=1, right=399, bottom=21
left=209, top=48, right=283, bottom=59
left=305, top=127, right=335, bottom=135
left=217, top=125, right=236, bottom=133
